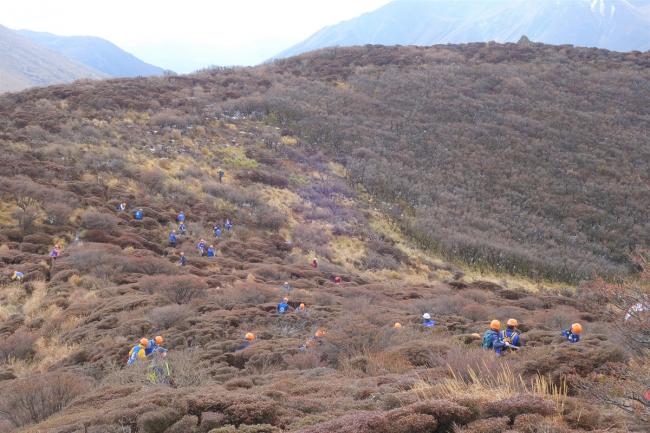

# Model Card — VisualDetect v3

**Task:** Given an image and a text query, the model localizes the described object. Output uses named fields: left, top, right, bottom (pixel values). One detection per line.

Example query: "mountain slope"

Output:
left=0, top=25, right=107, bottom=93
left=18, top=29, right=166, bottom=78
left=277, top=0, right=650, bottom=58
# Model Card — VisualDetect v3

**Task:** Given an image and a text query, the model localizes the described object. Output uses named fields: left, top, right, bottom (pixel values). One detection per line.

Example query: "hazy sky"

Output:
left=3, top=0, right=393, bottom=73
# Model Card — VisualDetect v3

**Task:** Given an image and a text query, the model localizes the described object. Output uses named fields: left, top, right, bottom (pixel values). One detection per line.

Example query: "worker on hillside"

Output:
left=147, top=349, right=172, bottom=385
left=501, top=318, right=522, bottom=352
left=178, top=222, right=187, bottom=235
left=300, top=329, right=326, bottom=351
left=127, top=338, right=150, bottom=365
left=213, top=225, right=222, bottom=238
left=117, top=202, right=127, bottom=212
left=11, top=271, right=24, bottom=281
left=134, top=208, right=144, bottom=221
left=179, top=252, right=187, bottom=267
left=314, top=328, right=326, bottom=343
left=277, top=296, right=291, bottom=314
left=296, top=303, right=306, bottom=313
left=311, top=257, right=318, bottom=269
left=225, top=219, right=233, bottom=232
left=334, top=276, right=342, bottom=284
left=219, top=169, right=225, bottom=183
left=482, top=320, right=506, bottom=353
left=144, top=335, right=167, bottom=356
left=281, top=281, right=292, bottom=295
left=625, top=302, right=648, bottom=321
left=169, top=230, right=177, bottom=247
left=206, top=245, right=216, bottom=257
left=197, top=239, right=207, bottom=256
left=422, top=313, right=435, bottom=327
left=561, top=323, right=582, bottom=343
left=177, top=211, right=185, bottom=224
left=237, top=332, right=255, bottom=351
left=50, top=244, right=62, bottom=260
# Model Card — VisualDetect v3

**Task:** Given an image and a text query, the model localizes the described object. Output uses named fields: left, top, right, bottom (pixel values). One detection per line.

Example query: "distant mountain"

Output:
left=0, top=25, right=107, bottom=93
left=277, top=0, right=650, bottom=58
left=18, top=29, right=166, bottom=78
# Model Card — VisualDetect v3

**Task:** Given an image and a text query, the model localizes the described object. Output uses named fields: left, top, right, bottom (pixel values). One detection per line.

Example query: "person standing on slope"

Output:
left=169, top=230, right=177, bottom=247
left=562, top=323, right=582, bottom=343
left=483, top=320, right=506, bottom=354
left=501, top=318, right=522, bottom=352
left=422, top=313, right=435, bottom=327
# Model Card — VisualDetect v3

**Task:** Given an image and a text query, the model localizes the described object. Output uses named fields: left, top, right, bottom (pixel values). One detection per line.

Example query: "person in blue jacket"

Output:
left=206, top=245, right=216, bottom=257
left=277, top=297, right=291, bottom=314
left=483, top=320, right=507, bottom=354
left=127, top=338, right=149, bottom=365
left=145, top=336, right=167, bottom=356
left=213, top=225, right=222, bottom=238
left=501, top=318, right=522, bottom=352
left=225, top=219, right=233, bottom=232
left=197, top=239, right=207, bottom=256
left=134, top=208, right=144, bottom=220
left=178, top=223, right=187, bottom=235
left=11, top=271, right=25, bottom=281
left=422, top=313, right=435, bottom=327
left=179, top=252, right=187, bottom=267
left=169, top=230, right=177, bottom=247
left=177, top=211, right=185, bottom=223
left=562, top=323, right=582, bottom=343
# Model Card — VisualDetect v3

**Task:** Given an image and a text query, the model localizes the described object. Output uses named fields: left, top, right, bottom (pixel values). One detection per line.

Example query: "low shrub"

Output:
left=460, top=416, right=510, bottom=433
left=80, top=210, right=119, bottom=231
left=484, top=395, right=556, bottom=419
left=147, top=304, right=191, bottom=329
left=137, top=408, right=181, bottom=433
left=0, top=329, right=37, bottom=362
left=139, top=275, right=208, bottom=304
left=0, top=372, right=93, bottom=428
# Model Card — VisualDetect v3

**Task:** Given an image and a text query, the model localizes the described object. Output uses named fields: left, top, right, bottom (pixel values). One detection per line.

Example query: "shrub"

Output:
left=147, top=304, right=191, bottom=329
left=406, top=399, right=476, bottom=426
left=211, top=425, right=280, bottom=433
left=460, top=416, right=510, bottom=433
left=0, top=372, right=92, bottom=428
left=223, top=399, right=279, bottom=426
left=137, top=408, right=181, bottom=433
left=484, top=395, right=556, bottom=419
left=236, top=169, right=289, bottom=188
left=139, top=275, right=208, bottom=304
left=461, top=303, right=490, bottom=321
left=43, top=202, right=73, bottom=225
left=166, top=415, right=199, bottom=433
left=0, top=330, right=37, bottom=362
left=80, top=210, right=119, bottom=231
left=513, top=414, right=546, bottom=433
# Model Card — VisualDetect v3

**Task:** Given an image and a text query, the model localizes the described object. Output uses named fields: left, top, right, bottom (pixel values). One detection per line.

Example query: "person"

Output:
left=127, top=338, right=150, bottom=365
left=117, top=202, right=126, bottom=212
left=300, top=329, right=326, bottom=351
left=206, top=245, right=216, bottom=257
left=501, top=319, right=522, bottom=351
left=177, top=211, right=185, bottom=223
left=197, top=239, right=207, bottom=256
left=277, top=297, right=291, bottom=314
left=225, top=219, right=233, bottom=232
left=625, top=302, right=647, bottom=321
left=296, top=303, right=306, bottom=313
left=562, top=323, right=582, bottom=343
left=11, top=271, right=24, bottom=281
left=218, top=169, right=225, bottom=183
left=394, top=322, right=402, bottom=329
left=50, top=244, right=61, bottom=259
left=482, top=320, right=506, bottom=353
left=281, top=281, right=291, bottom=295
left=422, top=313, right=435, bottom=327
left=134, top=208, right=144, bottom=220
left=144, top=336, right=167, bottom=356
left=213, top=225, right=222, bottom=238
left=178, top=222, right=187, bottom=235
left=334, top=276, right=342, bottom=284
left=311, top=257, right=318, bottom=269
left=147, top=349, right=171, bottom=385
left=169, top=230, right=177, bottom=247
left=237, top=332, right=255, bottom=351
left=179, top=252, right=187, bottom=267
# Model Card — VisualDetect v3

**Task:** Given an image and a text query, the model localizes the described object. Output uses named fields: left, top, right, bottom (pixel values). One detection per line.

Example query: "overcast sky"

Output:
left=3, top=0, right=393, bottom=73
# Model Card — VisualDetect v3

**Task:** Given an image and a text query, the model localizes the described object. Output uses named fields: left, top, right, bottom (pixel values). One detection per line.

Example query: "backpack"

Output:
left=482, top=331, right=495, bottom=349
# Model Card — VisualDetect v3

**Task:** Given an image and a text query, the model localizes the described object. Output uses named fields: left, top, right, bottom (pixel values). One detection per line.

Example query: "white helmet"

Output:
left=422, top=313, right=431, bottom=320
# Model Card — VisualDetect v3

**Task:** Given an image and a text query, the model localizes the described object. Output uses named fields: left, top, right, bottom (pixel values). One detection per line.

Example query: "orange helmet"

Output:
left=306, top=339, right=316, bottom=348
left=571, top=323, right=582, bottom=334
left=490, top=320, right=501, bottom=331
left=394, top=322, right=402, bottom=329
left=315, top=329, right=326, bottom=338
left=140, top=338, right=149, bottom=346
left=507, top=319, right=518, bottom=327
left=245, top=332, right=255, bottom=341
left=299, top=303, right=306, bottom=310
left=154, top=336, right=164, bottom=345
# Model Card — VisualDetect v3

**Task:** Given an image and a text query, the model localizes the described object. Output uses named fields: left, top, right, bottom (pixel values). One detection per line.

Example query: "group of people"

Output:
left=480, top=318, right=582, bottom=355
left=277, top=296, right=307, bottom=314
left=166, top=211, right=233, bottom=265
left=127, top=335, right=167, bottom=365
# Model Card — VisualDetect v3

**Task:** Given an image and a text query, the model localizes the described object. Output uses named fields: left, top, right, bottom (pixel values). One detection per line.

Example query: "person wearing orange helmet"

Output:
left=501, top=319, right=522, bottom=351
left=296, top=303, right=306, bottom=313
left=144, top=335, right=167, bottom=356
left=562, top=323, right=582, bottom=343
left=482, top=320, right=506, bottom=353
left=393, top=322, right=402, bottom=329
left=238, top=332, right=256, bottom=351
left=127, top=338, right=150, bottom=365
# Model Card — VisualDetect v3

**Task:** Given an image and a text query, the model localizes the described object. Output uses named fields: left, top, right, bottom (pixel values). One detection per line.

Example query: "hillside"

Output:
left=0, top=43, right=648, bottom=433
left=0, top=25, right=107, bottom=93
left=18, top=30, right=166, bottom=78
left=277, top=0, right=650, bottom=59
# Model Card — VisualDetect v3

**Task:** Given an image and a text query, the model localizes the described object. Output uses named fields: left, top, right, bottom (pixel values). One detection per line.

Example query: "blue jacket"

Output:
left=134, top=210, right=143, bottom=220
left=169, top=233, right=177, bottom=243
left=483, top=329, right=506, bottom=352
left=207, top=247, right=215, bottom=257
left=214, top=227, right=222, bottom=237
left=422, top=319, right=435, bottom=327
left=501, top=328, right=522, bottom=347
left=225, top=220, right=233, bottom=231
left=177, top=212, right=185, bottom=222
left=179, top=256, right=187, bottom=266
left=127, top=344, right=146, bottom=365
left=144, top=340, right=167, bottom=356
left=562, top=330, right=580, bottom=343
left=277, top=302, right=290, bottom=314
